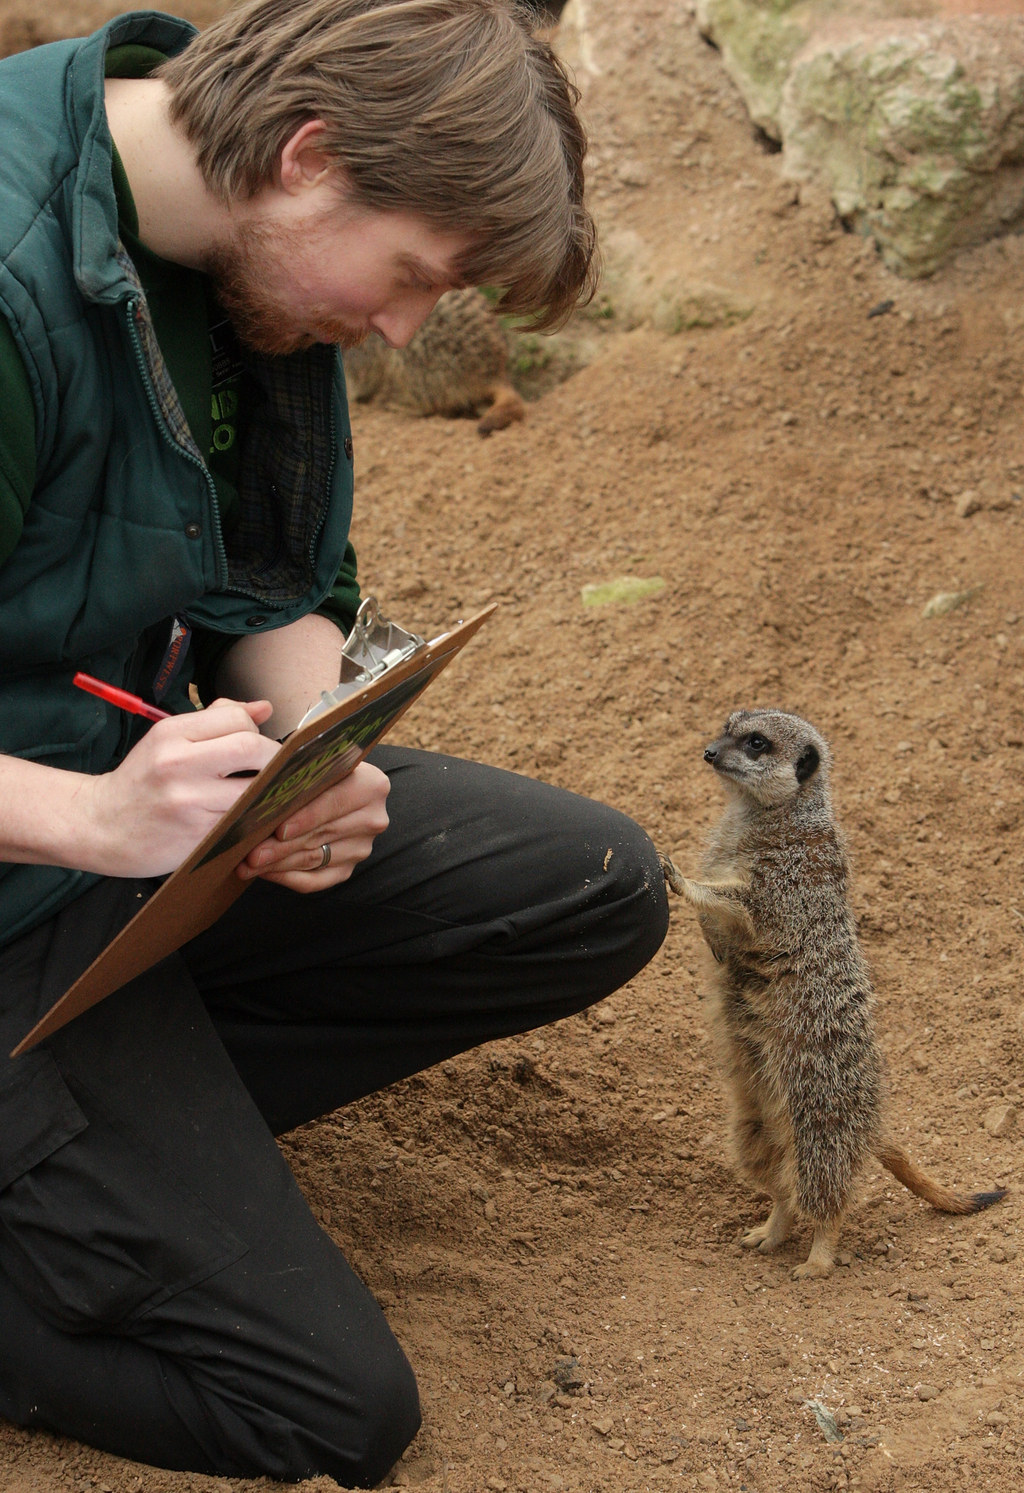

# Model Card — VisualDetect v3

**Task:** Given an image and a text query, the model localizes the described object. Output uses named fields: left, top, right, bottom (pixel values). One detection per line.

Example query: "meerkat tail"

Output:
left=876, top=1141, right=1007, bottom=1215
left=476, top=384, right=526, bottom=435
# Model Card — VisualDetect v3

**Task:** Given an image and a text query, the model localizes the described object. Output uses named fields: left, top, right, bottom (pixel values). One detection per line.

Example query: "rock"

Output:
left=695, top=1, right=1024, bottom=276
left=916, top=1383, right=940, bottom=1401
left=696, top=0, right=811, bottom=136
left=554, top=1355, right=586, bottom=1391
left=954, top=490, right=984, bottom=518
left=782, top=19, right=1024, bottom=277
left=983, top=1101, right=1017, bottom=1137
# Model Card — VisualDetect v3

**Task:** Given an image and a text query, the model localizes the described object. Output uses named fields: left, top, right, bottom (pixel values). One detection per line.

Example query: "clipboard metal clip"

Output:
left=297, top=596, right=426, bottom=728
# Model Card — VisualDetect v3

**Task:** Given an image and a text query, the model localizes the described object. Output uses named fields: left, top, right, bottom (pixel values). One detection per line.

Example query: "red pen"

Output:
left=73, top=672, right=171, bottom=722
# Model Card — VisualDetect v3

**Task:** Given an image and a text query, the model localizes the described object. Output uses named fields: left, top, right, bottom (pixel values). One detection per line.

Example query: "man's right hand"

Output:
left=0, top=699, right=280, bottom=879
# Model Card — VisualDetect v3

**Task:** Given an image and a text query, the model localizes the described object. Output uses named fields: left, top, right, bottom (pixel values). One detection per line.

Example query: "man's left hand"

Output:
left=237, top=760, right=390, bottom=890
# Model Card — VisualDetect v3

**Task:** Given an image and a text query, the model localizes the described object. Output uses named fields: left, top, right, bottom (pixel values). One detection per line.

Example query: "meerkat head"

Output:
left=703, top=709, right=831, bottom=808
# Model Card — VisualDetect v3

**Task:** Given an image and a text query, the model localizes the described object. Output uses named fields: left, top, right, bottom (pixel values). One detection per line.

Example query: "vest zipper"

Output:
left=126, top=298, right=340, bottom=609
left=308, top=395, right=337, bottom=572
left=124, top=296, right=230, bottom=589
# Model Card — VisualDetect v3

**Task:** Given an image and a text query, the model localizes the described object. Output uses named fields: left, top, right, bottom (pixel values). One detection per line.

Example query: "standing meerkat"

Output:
left=660, top=708, right=1004, bottom=1280
left=343, top=287, right=526, bottom=436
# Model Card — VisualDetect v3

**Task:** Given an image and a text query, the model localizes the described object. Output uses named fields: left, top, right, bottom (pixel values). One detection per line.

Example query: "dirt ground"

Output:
left=3, top=3, right=1024, bottom=1492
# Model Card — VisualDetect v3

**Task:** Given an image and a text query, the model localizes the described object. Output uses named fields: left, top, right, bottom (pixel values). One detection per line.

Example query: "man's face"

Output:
left=204, top=188, right=473, bottom=357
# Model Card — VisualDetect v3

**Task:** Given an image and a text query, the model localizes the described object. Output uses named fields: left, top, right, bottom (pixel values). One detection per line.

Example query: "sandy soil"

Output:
left=2, top=3, right=1023, bottom=1491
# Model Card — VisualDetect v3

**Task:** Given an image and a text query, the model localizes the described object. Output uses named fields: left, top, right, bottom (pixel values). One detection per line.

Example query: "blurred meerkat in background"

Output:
left=344, top=288, right=526, bottom=436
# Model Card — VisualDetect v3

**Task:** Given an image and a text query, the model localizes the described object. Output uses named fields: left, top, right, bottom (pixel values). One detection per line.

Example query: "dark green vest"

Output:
left=0, top=12, right=355, bottom=946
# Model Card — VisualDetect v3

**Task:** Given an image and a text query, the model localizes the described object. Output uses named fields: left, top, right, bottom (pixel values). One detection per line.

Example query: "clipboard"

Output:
left=13, top=600, right=494, bottom=1056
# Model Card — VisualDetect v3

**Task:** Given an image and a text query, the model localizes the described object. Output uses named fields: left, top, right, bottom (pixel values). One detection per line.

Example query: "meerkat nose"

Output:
left=704, top=746, right=718, bottom=764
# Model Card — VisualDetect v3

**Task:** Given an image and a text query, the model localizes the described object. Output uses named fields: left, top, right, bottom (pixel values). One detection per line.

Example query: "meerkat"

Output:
left=343, top=287, right=526, bottom=436
left=659, top=708, right=1004, bottom=1280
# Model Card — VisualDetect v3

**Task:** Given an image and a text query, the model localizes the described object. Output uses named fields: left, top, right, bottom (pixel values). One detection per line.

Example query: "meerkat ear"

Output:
left=795, top=743, right=820, bottom=783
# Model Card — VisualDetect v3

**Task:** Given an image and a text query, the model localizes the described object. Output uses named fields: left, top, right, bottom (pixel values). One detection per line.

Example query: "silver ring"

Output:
left=318, top=842, right=332, bottom=870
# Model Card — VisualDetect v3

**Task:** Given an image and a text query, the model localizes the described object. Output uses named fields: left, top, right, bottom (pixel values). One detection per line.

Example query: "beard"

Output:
left=202, top=216, right=370, bottom=357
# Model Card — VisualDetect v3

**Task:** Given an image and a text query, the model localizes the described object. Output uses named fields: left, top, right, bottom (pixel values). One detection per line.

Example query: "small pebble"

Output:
left=983, top=1102, right=1016, bottom=1138
left=954, top=490, right=983, bottom=518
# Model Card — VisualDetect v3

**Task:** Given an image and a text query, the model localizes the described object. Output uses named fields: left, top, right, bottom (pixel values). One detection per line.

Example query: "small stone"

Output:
left=553, top=1356, right=586, bottom=1391
left=916, top=1383, right=939, bottom=1401
left=985, top=1411, right=1009, bottom=1427
left=592, top=1415, right=615, bottom=1436
left=483, top=1199, right=498, bottom=1222
left=983, top=1102, right=1016, bottom=1137
left=954, top=490, right=983, bottom=518
left=617, top=159, right=650, bottom=188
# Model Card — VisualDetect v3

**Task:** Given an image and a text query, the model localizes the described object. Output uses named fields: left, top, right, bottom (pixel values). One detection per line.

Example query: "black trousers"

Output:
left=0, top=747, right=668, bottom=1486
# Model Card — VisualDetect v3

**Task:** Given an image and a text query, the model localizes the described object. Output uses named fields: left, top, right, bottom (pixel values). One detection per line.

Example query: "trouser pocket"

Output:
left=0, top=1061, right=247, bottom=1333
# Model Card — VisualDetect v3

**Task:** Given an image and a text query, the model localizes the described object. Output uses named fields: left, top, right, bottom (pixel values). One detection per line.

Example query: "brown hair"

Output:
left=159, top=0, right=598, bottom=329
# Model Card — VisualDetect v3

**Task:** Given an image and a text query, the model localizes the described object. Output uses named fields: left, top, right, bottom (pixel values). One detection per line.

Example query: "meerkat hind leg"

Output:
left=792, top=1220, right=842, bottom=1281
left=742, top=1198, right=796, bottom=1253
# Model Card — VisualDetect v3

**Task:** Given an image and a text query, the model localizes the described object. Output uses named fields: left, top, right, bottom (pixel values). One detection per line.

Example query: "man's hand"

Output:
left=70, top=699, right=281, bottom=877
left=237, top=760, right=390, bottom=891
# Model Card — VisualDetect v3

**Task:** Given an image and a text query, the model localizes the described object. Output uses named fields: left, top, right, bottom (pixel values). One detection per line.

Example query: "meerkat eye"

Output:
left=744, top=732, right=771, bottom=757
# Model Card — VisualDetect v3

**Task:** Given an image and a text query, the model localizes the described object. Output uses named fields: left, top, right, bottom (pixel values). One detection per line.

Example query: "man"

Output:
left=0, top=0, right=669, bottom=1484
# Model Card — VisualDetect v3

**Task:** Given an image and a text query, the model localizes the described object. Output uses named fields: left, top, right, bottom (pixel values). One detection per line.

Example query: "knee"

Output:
left=343, top=1335, right=421, bottom=1487
left=226, top=1318, right=421, bottom=1486
left=596, top=813, right=670, bottom=981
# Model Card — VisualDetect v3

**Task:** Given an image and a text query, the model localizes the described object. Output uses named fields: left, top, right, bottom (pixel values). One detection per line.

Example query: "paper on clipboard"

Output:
left=12, top=600, right=494, bottom=1056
